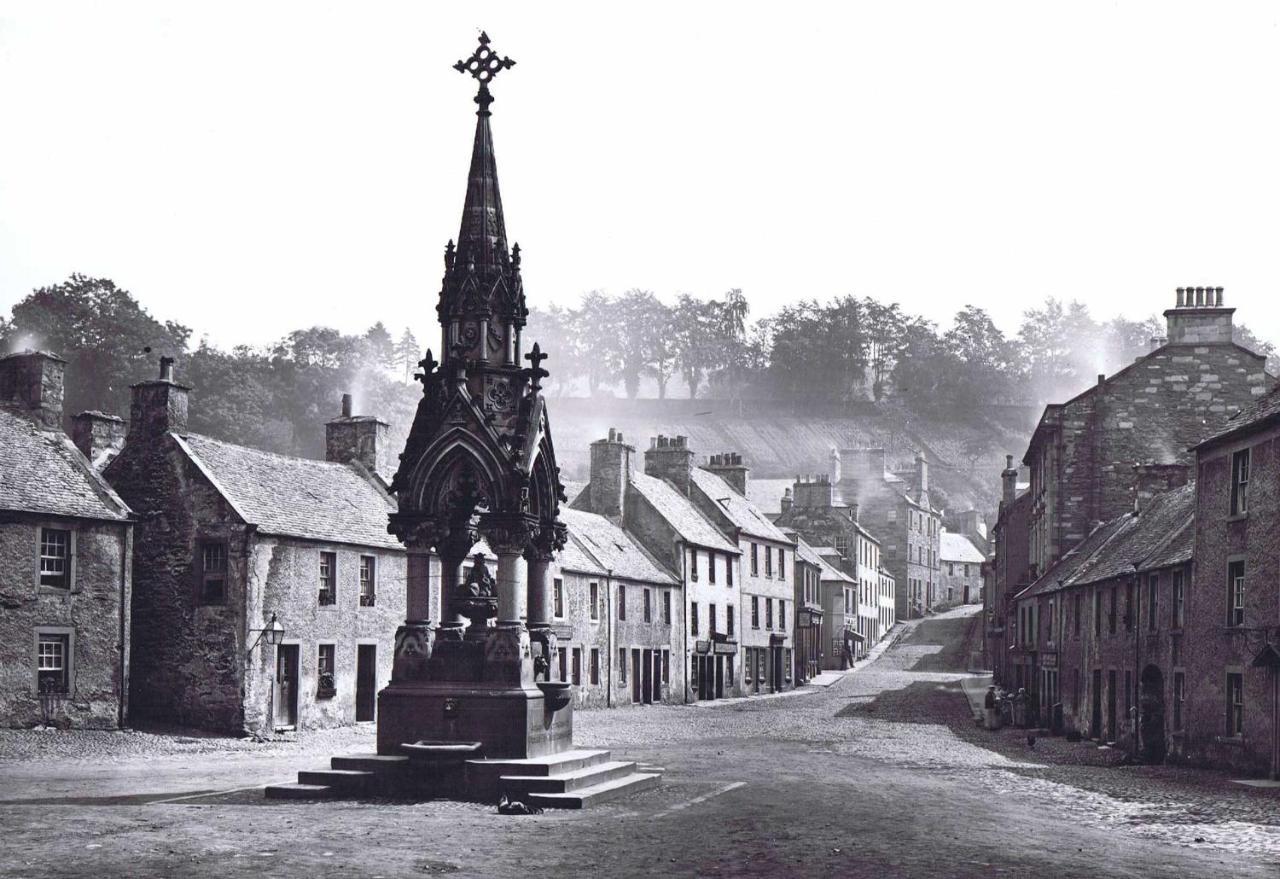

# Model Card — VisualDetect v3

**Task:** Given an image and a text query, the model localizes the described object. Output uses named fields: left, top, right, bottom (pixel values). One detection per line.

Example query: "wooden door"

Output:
left=356, top=644, right=376, bottom=722
left=275, top=644, right=299, bottom=729
left=631, top=649, right=641, bottom=704
left=641, top=649, right=652, bottom=704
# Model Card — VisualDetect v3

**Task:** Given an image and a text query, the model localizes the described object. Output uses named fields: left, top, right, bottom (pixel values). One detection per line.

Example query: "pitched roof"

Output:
left=628, top=471, right=738, bottom=553
left=690, top=468, right=793, bottom=545
left=1074, top=484, right=1196, bottom=585
left=1015, top=515, right=1133, bottom=600
left=783, top=530, right=826, bottom=569
left=177, top=433, right=400, bottom=550
left=1196, top=382, right=1280, bottom=449
left=816, top=554, right=856, bottom=584
left=560, top=508, right=677, bottom=585
left=1140, top=516, right=1194, bottom=571
left=0, top=410, right=131, bottom=522
left=940, top=531, right=986, bottom=564
left=745, top=477, right=791, bottom=517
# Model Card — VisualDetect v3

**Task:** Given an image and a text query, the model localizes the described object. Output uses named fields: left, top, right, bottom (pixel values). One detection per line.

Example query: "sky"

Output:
left=1, top=1, right=1278, bottom=349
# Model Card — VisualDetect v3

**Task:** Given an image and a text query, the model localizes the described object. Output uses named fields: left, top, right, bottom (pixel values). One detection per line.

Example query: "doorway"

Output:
left=651, top=650, right=662, bottom=702
left=641, top=649, right=653, bottom=704
left=1106, top=670, right=1118, bottom=742
left=631, top=649, right=642, bottom=704
left=1091, top=669, right=1102, bottom=739
left=1139, top=665, right=1166, bottom=763
left=356, top=644, right=376, bottom=723
left=275, top=644, right=299, bottom=730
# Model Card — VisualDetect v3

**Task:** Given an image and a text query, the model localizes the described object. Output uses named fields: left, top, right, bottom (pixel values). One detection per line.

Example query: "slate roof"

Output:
left=1015, top=516, right=1132, bottom=600
left=1140, top=516, right=1195, bottom=572
left=817, top=554, right=856, bottom=584
left=0, top=410, right=131, bottom=522
left=783, top=530, right=826, bottom=570
left=176, top=433, right=400, bottom=550
left=628, top=471, right=738, bottom=553
left=940, top=531, right=986, bottom=564
left=560, top=507, right=678, bottom=585
left=1196, top=382, right=1280, bottom=448
left=690, top=468, right=793, bottom=545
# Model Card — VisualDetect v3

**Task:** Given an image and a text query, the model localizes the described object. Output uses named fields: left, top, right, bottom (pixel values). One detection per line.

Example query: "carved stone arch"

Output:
left=409, top=429, right=508, bottom=517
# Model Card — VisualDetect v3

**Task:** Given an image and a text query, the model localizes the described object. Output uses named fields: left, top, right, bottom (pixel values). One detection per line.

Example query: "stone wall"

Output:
left=0, top=514, right=131, bottom=728
left=1183, top=422, right=1280, bottom=774
left=939, top=560, right=983, bottom=605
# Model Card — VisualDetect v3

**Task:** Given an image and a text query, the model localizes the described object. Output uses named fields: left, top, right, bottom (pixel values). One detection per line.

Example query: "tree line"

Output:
left=1, top=274, right=1275, bottom=461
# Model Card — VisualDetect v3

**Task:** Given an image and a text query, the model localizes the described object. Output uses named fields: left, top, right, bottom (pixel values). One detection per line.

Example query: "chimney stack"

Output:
left=326, top=394, right=390, bottom=479
left=1165, top=286, right=1233, bottom=345
left=129, top=357, right=190, bottom=438
left=1001, top=454, right=1019, bottom=509
left=780, top=487, right=793, bottom=515
left=1132, top=463, right=1191, bottom=512
left=644, top=434, right=694, bottom=496
left=72, top=411, right=127, bottom=465
left=588, top=427, right=633, bottom=519
left=0, top=350, right=67, bottom=429
left=792, top=474, right=834, bottom=510
left=702, top=451, right=749, bottom=495
left=915, top=454, right=929, bottom=495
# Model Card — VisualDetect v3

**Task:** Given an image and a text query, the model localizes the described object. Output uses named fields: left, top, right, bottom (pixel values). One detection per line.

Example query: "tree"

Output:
left=942, top=305, right=1016, bottom=408
left=861, top=299, right=910, bottom=402
left=606, top=289, right=670, bottom=399
left=1017, top=298, right=1098, bottom=403
left=1234, top=323, right=1280, bottom=374
left=394, top=328, right=422, bottom=383
left=363, top=322, right=397, bottom=371
left=1, top=274, right=190, bottom=421
left=671, top=294, right=716, bottom=399
left=572, top=291, right=620, bottom=396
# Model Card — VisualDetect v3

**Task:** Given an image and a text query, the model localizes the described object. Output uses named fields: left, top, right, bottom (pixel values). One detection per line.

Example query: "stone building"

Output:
left=939, top=529, right=985, bottom=605
left=572, top=430, right=742, bottom=702
left=1024, top=287, right=1270, bottom=576
left=688, top=456, right=796, bottom=695
left=0, top=351, right=134, bottom=729
left=554, top=507, right=682, bottom=708
left=786, top=531, right=825, bottom=683
left=830, top=450, right=940, bottom=619
left=1183, top=384, right=1280, bottom=776
left=1011, top=482, right=1193, bottom=758
left=105, top=365, right=405, bottom=733
left=814, top=549, right=859, bottom=669
left=985, top=457, right=1033, bottom=684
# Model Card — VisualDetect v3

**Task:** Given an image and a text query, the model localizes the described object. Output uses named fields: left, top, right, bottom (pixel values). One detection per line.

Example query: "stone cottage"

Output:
left=0, top=350, right=134, bottom=729
left=939, top=529, right=986, bottom=605
left=105, top=363, right=405, bottom=733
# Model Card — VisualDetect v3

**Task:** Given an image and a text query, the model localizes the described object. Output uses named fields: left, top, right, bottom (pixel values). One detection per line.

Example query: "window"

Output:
left=1047, top=599, right=1055, bottom=643
left=618, top=584, right=626, bottom=621
left=709, top=603, right=717, bottom=635
left=964, top=564, right=970, bottom=578
left=1173, top=671, right=1185, bottom=731
left=726, top=556, right=734, bottom=586
left=834, top=534, right=848, bottom=557
left=1171, top=569, right=1185, bottom=629
left=751, top=543, right=759, bottom=576
left=1124, top=583, right=1134, bottom=632
left=558, top=647, right=567, bottom=682
left=744, top=648, right=754, bottom=683
left=1226, top=672, right=1244, bottom=737
left=589, top=582, right=599, bottom=621
left=661, top=649, right=670, bottom=684
left=553, top=577, right=565, bottom=619
left=1147, top=573, right=1158, bottom=631
left=709, top=551, right=716, bottom=584
left=1108, top=587, right=1117, bottom=635
left=319, top=552, right=337, bottom=605
left=39, top=528, right=71, bottom=590
left=663, top=589, right=671, bottom=625
left=779, top=549, right=787, bottom=581
left=317, top=644, right=336, bottom=696
left=36, top=633, right=70, bottom=694
left=948, top=563, right=955, bottom=576
left=359, top=555, right=376, bottom=607
left=618, top=647, right=627, bottom=683
left=1227, top=560, right=1245, bottom=627
left=765, top=546, right=773, bottom=578
left=572, top=647, right=582, bottom=686
left=1231, top=448, right=1250, bottom=515
left=590, top=648, right=600, bottom=685
left=199, top=541, right=228, bottom=605
left=691, top=602, right=699, bottom=636
left=643, top=588, right=651, bottom=622
left=766, top=597, right=774, bottom=629
left=690, top=548, right=699, bottom=581
left=751, top=596, right=760, bottom=629
left=778, top=600, right=786, bottom=632
left=1093, top=589, right=1102, bottom=637
left=727, top=604, right=735, bottom=638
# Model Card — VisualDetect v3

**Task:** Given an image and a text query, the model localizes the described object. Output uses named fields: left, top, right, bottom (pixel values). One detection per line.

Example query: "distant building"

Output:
left=785, top=531, right=825, bottom=682
left=1183, top=384, right=1280, bottom=776
left=985, top=456, right=1033, bottom=685
left=572, top=430, right=742, bottom=702
left=106, top=366, right=405, bottom=733
left=939, top=530, right=985, bottom=605
left=814, top=549, right=859, bottom=669
left=0, top=351, right=134, bottom=729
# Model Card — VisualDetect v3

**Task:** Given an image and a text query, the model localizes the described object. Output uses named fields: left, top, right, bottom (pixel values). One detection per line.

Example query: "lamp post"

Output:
left=248, top=614, right=286, bottom=732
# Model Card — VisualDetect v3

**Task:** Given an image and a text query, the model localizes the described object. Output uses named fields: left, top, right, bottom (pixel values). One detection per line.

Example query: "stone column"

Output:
left=405, top=549, right=433, bottom=623
left=526, top=553, right=552, bottom=630
left=437, top=540, right=471, bottom=632
left=495, top=549, right=527, bottom=626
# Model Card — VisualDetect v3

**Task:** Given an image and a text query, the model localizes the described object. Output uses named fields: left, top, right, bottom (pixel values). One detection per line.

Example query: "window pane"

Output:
left=39, top=529, right=71, bottom=589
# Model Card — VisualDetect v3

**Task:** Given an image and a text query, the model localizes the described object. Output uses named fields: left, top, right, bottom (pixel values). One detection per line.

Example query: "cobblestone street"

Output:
left=3, top=606, right=1277, bottom=878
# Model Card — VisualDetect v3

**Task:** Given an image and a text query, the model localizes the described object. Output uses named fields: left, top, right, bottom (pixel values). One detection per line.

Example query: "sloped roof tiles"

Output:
left=0, top=410, right=131, bottom=522
left=560, top=507, right=677, bottom=585
left=628, top=471, right=738, bottom=553
left=690, top=468, right=793, bottom=545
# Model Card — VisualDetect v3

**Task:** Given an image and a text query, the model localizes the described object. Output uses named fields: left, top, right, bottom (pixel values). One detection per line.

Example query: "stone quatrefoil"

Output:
left=453, top=31, right=515, bottom=84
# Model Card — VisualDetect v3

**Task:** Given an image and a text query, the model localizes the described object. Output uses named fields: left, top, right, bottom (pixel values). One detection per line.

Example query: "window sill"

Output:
left=1215, top=735, right=1244, bottom=746
left=1226, top=512, right=1249, bottom=523
left=317, top=688, right=337, bottom=700
left=37, top=586, right=73, bottom=597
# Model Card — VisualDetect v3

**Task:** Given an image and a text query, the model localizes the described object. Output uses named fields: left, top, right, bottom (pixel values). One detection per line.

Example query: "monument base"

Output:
left=376, top=681, right=574, bottom=760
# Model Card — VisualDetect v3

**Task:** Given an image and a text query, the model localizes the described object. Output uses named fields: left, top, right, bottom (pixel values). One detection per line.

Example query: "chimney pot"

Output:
left=159, top=356, right=174, bottom=382
left=341, top=393, right=353, bottom=418
left=1216, top=287, right=1224, bottom=306
left=1097, top=373, right=1106, bottom=386
left=1176, top=287, right=1185, bottom=307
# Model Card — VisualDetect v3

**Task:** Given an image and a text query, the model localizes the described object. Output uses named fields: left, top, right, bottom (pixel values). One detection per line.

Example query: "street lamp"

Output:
left=248, top=613, right=286, bottom=656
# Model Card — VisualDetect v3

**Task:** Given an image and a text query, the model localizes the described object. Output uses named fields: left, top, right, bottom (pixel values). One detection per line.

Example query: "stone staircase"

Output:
left=264, top=744, right=661, bottom=809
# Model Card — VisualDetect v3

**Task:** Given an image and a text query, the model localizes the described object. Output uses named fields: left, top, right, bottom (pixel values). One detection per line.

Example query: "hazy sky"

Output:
left=2, top=2, right=1278, bottom=349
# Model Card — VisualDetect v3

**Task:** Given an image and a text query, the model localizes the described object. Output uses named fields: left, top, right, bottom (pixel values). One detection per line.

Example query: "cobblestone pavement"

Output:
left=2, top=606, right=1277, bottom=878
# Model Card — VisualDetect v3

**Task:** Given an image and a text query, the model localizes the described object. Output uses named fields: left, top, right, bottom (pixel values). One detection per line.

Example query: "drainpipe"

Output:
left=1131, top=563, right=1141, bottom=762
left=679, top=540, right=689, bottom=704
left=118, top=523, right=132, bottom=729
left=605, top=567, right=614, bottom=708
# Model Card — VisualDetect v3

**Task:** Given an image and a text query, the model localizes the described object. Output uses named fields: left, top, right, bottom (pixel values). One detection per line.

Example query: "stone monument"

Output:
left=379, top=31, right=572, bottom=759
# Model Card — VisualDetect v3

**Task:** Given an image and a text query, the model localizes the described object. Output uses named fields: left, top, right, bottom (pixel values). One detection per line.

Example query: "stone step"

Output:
left=264, top=782, right=336, bottom=800
left=468, top=749, right=610, bottom=778
left=331, top=754, right=411, bottom=773
left=297, top=769, right=376, bottom=793
left=500, top=760, right=637, bottom=795
left=402, top=741, right=484, bottom=764
left=526, top=772, right=662, bottom=810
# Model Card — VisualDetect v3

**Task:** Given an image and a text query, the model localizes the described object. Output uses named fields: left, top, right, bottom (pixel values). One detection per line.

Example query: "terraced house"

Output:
left=105, top=365, right=405, bottom=734
left=0, top=350, right=133, bottom=729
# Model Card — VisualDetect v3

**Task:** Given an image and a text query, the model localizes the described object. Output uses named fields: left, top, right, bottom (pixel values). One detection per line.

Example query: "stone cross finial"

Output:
left=524, top=342, right=550, bottom=393
left=454, top=31, right=515, bottom=85
left=414, top=349, right=438, bottom=384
